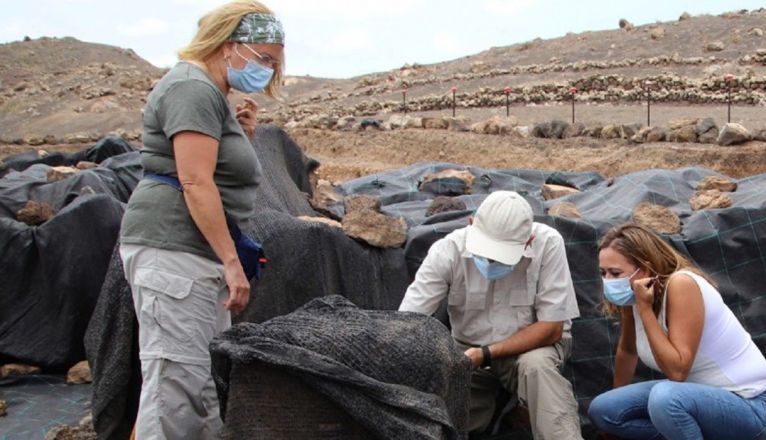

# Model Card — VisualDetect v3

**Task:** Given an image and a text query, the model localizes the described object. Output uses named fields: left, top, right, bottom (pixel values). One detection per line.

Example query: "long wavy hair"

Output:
left=599, top=223, right=714, bottom=316
left=177, top=0, right=284, bottom=98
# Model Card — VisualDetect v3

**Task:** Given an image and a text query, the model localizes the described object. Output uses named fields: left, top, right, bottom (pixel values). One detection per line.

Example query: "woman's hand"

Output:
left=632, top=277, right=657, bottom=310
left=235, top=97, right=257, bottom=139
left=222, top=260, right=250, bottom=315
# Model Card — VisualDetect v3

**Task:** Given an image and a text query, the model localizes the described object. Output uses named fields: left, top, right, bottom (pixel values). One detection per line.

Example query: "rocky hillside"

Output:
left=1, top=9, right=766, bottom=144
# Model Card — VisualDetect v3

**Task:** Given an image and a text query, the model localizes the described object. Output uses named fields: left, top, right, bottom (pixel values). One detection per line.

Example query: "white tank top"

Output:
left=634, top=270, right=766, bottom=398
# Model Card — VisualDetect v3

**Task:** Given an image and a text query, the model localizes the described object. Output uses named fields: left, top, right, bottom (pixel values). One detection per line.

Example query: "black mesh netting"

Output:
left=210, top=295, right=471, bottom=440
left=79, top=127, right=766, bottom=439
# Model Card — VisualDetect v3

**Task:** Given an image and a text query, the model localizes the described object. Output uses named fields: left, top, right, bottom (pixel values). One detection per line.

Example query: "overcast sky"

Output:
left=1, top=0, right=763, bottom=79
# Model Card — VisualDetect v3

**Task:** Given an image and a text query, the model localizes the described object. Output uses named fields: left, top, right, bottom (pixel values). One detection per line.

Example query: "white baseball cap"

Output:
left=466, top=191, right=533, bottom=265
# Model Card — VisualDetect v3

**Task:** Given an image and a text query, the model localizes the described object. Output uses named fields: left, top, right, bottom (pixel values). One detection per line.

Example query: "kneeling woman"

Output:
left=588, top=223, right=766, bottom=440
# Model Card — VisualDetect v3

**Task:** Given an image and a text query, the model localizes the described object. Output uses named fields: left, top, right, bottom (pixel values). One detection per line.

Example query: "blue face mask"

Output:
left=227, top=61, right=273, bottom=93
left=602, top=268, right=639, bottom=306
left=473, top=256, right=515, bottom=280
left=227, top=45, right=274, bottom=93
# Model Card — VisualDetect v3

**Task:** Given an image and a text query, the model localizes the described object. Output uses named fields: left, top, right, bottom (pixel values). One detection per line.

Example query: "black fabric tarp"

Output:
left=0, top=143, right=142, bottom=371
left=333, top=162, right=766, bottom=422
left=210, top=295, right=471, bottom=440
left=0, top=136, right=136, bottom=178
left=84, top=127, right=766, bottom=439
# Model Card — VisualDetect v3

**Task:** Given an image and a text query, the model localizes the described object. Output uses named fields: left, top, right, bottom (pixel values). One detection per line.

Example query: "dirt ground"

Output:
left=289, top=128, right=766, bottom=183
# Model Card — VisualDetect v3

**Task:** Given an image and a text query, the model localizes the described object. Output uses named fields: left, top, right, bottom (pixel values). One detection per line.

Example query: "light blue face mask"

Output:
left=227, top=45, right=274, bottom=93
left=602, top=268, right=640, bottom=306
left=473, top=256, right=515, bottom=280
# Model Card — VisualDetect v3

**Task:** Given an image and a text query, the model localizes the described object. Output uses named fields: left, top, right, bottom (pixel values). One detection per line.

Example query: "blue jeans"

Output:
left=588, top=380, right=766, bottom=440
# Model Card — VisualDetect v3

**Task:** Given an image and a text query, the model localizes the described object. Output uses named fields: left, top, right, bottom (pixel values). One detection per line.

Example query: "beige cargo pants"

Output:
left=120, top=244, right=231, bottom=440
left=457, top=333, right=583, bottom=440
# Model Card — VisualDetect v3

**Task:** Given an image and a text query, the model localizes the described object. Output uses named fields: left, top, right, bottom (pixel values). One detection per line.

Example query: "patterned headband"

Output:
left=229, top=13, right=285, bottom=45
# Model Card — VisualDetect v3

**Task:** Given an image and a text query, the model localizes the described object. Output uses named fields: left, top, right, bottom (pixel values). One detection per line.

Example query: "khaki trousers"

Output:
left=120, top=244, right=230, bottom=440
left=457, top=333, right=583, bottom=440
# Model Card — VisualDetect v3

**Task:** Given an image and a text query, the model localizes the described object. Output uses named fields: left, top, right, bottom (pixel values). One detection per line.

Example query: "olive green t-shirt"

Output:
left=120, top=62, right=261, bottom=261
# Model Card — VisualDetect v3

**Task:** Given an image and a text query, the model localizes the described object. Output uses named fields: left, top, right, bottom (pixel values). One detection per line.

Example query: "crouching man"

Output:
left=399, top=191, right=583, bottom=439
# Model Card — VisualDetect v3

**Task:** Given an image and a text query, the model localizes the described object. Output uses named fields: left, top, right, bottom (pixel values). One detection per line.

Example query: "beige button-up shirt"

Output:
left=399, top=223, right=580, bottom=346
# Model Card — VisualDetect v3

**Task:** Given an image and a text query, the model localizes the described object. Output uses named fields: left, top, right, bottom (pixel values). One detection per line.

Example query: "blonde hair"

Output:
left=178, top=0, right=284, bottom=97
left=598, top=223, right=715, bottom=316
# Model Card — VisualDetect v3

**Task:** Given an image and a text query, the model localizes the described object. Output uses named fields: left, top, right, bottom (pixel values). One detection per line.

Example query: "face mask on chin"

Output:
left=602, top=268, right=640, bottom=306
left=473, top=255, right=515, bottom=280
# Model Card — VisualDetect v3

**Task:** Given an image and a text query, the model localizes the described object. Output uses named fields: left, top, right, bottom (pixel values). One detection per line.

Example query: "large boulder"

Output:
left=542, top=184, right=580, bottom=201
left=47, top=166, right=79, bottom=182
left=706, top=41, right=725, bottom=52
left=423, top=117, right=449, bottom=130
left=690, top=189, right=733, bottom=210
left=718, top=123, right=752, bottom=146
left=66, top=360, right=92, bottom=385
left=344, top=194, right=381, bottom=214
left=532, top=120, right=570, bottom=139
left=445, top=117, right=471, bottom=132
left=420, top=169, right=475, bottom=196
left=632, top=202, right=681, bottom=234
left=600, top=124, right=621, bottom=139
left=16, top=200, right=57, bottom=225
left=342, top=210, right=407, bottom=248
left=472, top=116, right=518, bottom=135
left=668, top=125, right=698, bottom=143
left=426, top=196, right=467, bottom=217
left=0, top=363, right=41, bottom=378
left=647, top=127, right=668, bottom=142
left=696, top=176, right=737, bottom=192
left=547, top=202, right=582, bottom=219
left=562, top=123, right=586, bottom=139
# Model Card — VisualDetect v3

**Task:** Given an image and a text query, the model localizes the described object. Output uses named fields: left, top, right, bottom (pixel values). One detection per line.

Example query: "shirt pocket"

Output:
left=134, top=267, right=196, bottom=348
left=508, top=273, right=535, bottom=328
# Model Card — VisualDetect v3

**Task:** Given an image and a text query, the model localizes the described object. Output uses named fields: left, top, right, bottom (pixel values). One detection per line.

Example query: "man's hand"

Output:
left=464, top=347, right=484, bottom=368
left=235, top=97, right=257, bottom=139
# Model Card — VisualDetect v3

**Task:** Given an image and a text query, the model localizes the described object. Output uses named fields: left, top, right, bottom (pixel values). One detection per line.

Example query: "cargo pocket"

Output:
left=134, top=267, right=195, bottom=351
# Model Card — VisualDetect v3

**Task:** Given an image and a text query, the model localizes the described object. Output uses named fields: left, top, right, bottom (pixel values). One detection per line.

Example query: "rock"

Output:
left=16, top=200, right=56, bottom=225
left=690, top=190, right=733, bottom=210
left=47, top=166, right=79, bottom=182
left=600, top=124, right=621, bottom=139
left=385, top=114, right=412, bottom=130
left=620, top=123, right=643, bottom=139
left=309, top=180, right=344, bottom=219
left=425, top=196, right=467, bottom=217
left=749, top=28, right=764, bottom=37
left=650, top=27, right=665, bottom=40
left=335, top=116, right=357, bottom=131
left=547, top=202, right=582, bottom=219
left=1, top=363, right=41, bottom=378
left=718, top=123, right=752, bottom=146
left=706, top=41, right=725, bottom=52
left=752, top=128, right=766, bottom=142
left=699, top=128, right=720, bottom=144
left=473, top=116, right=518, bottom=135
left=420, top=169, right=475, bottom=195
left=647, top=127, right=668, bottom=142
left=26, top=135, right=45, bottom=146
left=632, top=202, right=681, bottom=234
left=358, top=119, right=382, bottom=130
left=532, top=120, right=570, bottom=139
left=422, top=117, right=449, bottom=130
left=619, top=19, right=634, bottom=31
left=668, top=125, right=698, bottom=143
left=344, top=194, right=381, bottom=214
left=75, top=161, right=98, bottom=170
left=513, top=126, right=531, bottom=138
left=80, top=186, right=96, bottom=195
left=696, top=176, right=737, bottom=192
left=679, top=11, right=691, bottom=21
left=694, top=117, right=717, bottom=136
left=583, top=126, right=603, bottom=138
left=542, top=184, right=580, bottom=201
left=562, top=122, right=586, bottom=138
left=445, top=117, right=471, bottom=132
left=631, top=127, right=652, bottom=144
left=342, top=210, right=407, bottom=248
left=66, top=360, right=92, bottom=385
left=404, top=116, right=424, bottom=129
left=0, top=399, right=5, bottom=416
left=297, top=216, right=342, bottom=228
left=669, top=117, right=699, bottom=130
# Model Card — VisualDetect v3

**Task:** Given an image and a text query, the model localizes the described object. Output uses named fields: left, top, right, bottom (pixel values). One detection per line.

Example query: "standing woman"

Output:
left=588, top=223, right=766, bottom=440
left=119, top=1, right=284, bottom=437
